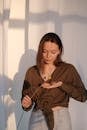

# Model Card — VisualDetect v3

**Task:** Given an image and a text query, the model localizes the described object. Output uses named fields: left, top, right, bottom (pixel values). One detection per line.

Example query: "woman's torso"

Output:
left=25, top=62, right=74, bottom=109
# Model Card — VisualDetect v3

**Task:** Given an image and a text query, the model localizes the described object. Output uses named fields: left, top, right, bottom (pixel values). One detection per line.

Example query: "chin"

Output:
left=44, top=61, right=53, bottom=64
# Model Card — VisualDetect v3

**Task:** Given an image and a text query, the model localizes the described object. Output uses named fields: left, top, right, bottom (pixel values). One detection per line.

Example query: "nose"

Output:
left=46, top=52, right=51, bottom=58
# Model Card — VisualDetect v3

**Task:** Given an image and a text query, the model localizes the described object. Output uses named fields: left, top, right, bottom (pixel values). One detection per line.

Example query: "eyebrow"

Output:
left=43, top=49, right=58, bottom=51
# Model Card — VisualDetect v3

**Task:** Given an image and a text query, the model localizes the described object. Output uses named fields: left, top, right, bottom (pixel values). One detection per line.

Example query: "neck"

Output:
left=42, top=64, right=55, bottom=73
left=40, top=64, right=56, bottom=81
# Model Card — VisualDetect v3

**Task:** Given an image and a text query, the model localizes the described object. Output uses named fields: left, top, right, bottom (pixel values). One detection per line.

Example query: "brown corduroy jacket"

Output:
left=21, top=62, right=87, bottom=130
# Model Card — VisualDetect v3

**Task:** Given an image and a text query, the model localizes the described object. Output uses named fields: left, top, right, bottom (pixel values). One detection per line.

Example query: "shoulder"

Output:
left=24, top=65, right=38, bottom=80
left=26, top=65, right=38, bottom=73
left=58, top=61, right=77, bottom=71
left=58, top=61, right=73, bottom=67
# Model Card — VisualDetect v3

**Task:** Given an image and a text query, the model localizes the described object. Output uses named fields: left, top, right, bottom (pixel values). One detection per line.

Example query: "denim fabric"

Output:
left=29, top=108, right=72, bottom=130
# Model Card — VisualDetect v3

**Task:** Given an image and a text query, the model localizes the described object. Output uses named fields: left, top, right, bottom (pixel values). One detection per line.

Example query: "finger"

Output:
left=22, top=99, right=31, bottom=107
left=25, top=95, right=31, bottom=100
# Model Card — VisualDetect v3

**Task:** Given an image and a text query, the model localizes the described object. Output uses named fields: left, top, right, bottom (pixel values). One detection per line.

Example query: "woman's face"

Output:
left=42, top=41, right=61, bottom=65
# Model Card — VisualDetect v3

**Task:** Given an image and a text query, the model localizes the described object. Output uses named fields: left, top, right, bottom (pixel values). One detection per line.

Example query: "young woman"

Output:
left=21, top=32, right=87, bottom=130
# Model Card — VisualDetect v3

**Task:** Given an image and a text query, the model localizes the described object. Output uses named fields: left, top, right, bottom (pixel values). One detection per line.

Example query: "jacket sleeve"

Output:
left=59, top=65, right=87, bottom=102
left=21, top=80, right=34, bottom=111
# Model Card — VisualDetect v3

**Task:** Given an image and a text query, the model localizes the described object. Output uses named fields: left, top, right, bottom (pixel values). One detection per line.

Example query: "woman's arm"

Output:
left=41, top=65, right=87, bottom=102
left=21, top=80, right=33, bottom=111
left=59, top=65, right=87, bottom=102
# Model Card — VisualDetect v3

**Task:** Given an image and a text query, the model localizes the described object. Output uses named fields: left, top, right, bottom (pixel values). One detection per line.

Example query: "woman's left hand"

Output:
left=41, top=81, right=63, bottom=89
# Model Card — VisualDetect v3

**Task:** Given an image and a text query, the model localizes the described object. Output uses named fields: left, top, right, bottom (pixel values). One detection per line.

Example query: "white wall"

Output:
left=0, top=0, right=87, bottom=130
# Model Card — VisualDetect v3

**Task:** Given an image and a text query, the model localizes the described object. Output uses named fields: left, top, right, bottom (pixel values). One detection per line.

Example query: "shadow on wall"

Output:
left=11, top=49, right=37, bottom=130
left=0, top=49, right=36, bottom=130
left=0, top=74, right=13, bottom=130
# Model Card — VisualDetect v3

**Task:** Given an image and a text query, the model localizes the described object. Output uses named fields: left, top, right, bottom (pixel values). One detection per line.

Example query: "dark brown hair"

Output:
left=36, top=32, right=63, bottom=69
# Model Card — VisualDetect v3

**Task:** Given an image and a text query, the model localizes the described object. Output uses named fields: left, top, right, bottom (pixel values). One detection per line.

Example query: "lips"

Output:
left=45, top=59, right=52, bottom=62
left=45, top=58, right=52, bottom=61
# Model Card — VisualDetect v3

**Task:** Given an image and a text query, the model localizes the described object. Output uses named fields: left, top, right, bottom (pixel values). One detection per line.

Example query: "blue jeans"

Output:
left=29, top=107, right=72, bottom=130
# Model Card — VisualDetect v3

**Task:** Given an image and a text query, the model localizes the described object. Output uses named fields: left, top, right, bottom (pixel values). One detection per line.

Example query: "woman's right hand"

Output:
left=21, top=95, right=32, bottom=108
